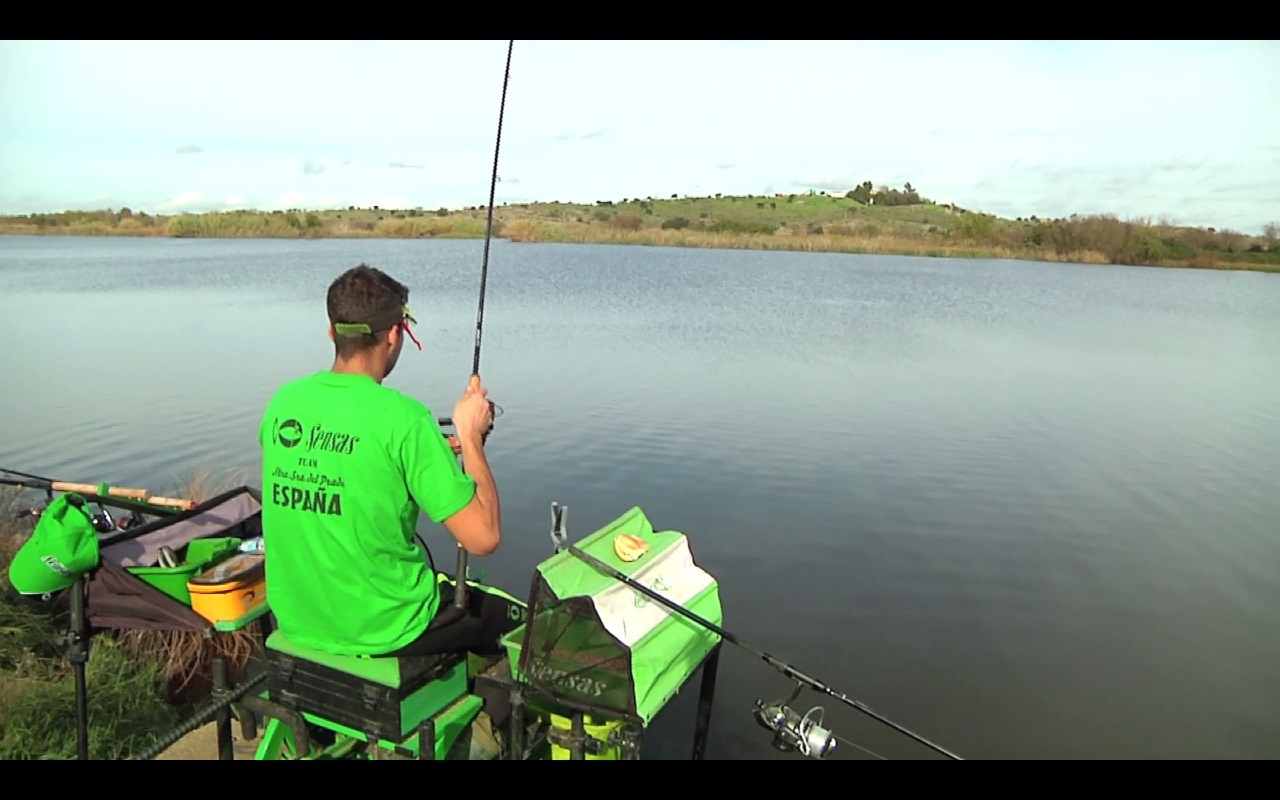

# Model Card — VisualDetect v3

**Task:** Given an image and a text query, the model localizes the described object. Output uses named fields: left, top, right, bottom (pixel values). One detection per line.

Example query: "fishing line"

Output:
left=835, top=734, right=888, bottom=760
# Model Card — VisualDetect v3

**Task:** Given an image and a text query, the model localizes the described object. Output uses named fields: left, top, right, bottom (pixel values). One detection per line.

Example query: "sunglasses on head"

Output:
left=333, top=305, right=422, bottom=350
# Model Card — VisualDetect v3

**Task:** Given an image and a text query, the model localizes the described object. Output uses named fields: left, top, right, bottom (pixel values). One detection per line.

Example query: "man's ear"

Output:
left=327, top=325, right=335, bottom=342
left=387, top=324, right=401, bottom=348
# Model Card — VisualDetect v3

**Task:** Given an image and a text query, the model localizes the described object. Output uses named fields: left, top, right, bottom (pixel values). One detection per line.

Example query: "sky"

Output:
left=2, top=39, right=1278, bottom=234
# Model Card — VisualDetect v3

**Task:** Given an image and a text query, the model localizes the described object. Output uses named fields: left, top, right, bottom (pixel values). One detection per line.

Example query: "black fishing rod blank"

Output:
left=564, top=543, right=964, bottom=760
left=1, top=466, right=57, bottom=483
left=471, top=38, right=513, bottom=381
left=454, top=39, right=514, bottom=611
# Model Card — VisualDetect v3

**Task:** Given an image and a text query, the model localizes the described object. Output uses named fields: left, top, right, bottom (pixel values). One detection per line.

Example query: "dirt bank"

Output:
left=153, top=720, right=261, bottom=760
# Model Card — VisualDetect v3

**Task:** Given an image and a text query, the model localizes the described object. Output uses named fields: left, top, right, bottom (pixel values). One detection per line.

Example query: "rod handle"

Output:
left=49, top=481, right=195, bottom=510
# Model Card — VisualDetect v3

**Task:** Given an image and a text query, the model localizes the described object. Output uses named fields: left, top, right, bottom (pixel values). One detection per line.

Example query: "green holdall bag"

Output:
left=6, top=492, right=102, bottom=600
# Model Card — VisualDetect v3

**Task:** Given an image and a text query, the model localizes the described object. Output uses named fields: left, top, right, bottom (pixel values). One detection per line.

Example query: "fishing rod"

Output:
left=453, top=39, right=514, bottom=611
left=473, top=39, right=513, bottom=382
left=564, top=542, right=964, bottom=760
left=1, top=467, right=56, bottom=482
left=0, top=473, right=195, bottom=511
left=1, top=474, right=185, bottom=537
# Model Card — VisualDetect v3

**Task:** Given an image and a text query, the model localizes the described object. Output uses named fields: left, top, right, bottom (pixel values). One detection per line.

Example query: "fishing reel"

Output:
left=482, top=401, right=500, bottom=443
left=550, top=502, right=567, bottom=553
left=88, top=503, right=148, bottom=533
left=89, top=506, right=115, bottom=534
left=436, top=402, right=503, bottom=445
left=12, top=501, right=108, bottom=530
left=61, top=494, right=116, bottom=534
left=16, top=497, right=142, bottom=533
left=753, top=682, right=838, bottom=759
left=14, top=501, right=48, bottom=522
left=115, top=509, right=149, bottom=532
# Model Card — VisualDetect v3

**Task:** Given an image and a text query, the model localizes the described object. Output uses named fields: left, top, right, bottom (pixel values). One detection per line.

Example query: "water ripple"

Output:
left=2, top=236, right=1279, bottom=759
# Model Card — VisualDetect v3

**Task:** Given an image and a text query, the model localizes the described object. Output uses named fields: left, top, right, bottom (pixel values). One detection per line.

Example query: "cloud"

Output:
left=175, top=144, right=202, bottom=154
left=266, top=192, right=307, bottom=210
left=552, top=131, right=605, bottom=141
left=1102, top=176, right=1132, bottom=196
left=979, top=159, right=1242, bottom=204
left=948, top=153, right=1280, bottom=231
left=389, top=162, right=425, bottom=169
left=792, top=177, right=863, bottom=191
left=152, top=191, right=248, bottom=214
left=1162, top=157, right=1206, bottom=172
left=718, top=163, right=736, bottom=170
left=301, top=159, right=325, bottom=175
left=912, top=127, right=1062, bottom=141
left=1209, top=181, right=1275, bottom=195
left=154, top=191, right=207, bottom=212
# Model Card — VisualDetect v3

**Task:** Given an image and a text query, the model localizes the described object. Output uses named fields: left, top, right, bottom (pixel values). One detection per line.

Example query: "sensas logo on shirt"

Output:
left=272, top=418, right=360, bottom=455
left=274, top=418, right=303, bottom=448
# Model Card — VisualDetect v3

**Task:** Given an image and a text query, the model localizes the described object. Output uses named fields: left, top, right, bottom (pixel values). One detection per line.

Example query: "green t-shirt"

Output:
left=258, top=370, right=476, bottom=655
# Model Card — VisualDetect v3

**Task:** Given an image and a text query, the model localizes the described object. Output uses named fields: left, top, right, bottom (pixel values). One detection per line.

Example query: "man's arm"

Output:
left=441, top=430, right=500, bottom=556
left=402, top=415, right=498, bottom=557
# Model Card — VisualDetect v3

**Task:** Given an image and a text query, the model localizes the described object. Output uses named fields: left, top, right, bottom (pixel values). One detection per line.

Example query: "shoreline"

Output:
left=2, top=193, right=1276, bottom=274
left=3, top=225, right=1275, bottom=275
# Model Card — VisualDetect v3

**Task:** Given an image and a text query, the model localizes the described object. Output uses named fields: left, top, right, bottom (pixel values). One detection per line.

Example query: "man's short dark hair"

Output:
left=327, top=264, right=409, bottom=358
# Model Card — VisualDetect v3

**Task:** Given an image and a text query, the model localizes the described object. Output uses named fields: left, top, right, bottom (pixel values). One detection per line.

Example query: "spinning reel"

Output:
left=65, top=494, right=122, bottom=534
left=13, top=501, right=48, bottom=522
left=550, top=502, right=567, bottom=553
left=79, top=500, right=148, bottom=533
left=753, top=682, right=838, bottom=759
left=13, top=498, right=147, bottom=533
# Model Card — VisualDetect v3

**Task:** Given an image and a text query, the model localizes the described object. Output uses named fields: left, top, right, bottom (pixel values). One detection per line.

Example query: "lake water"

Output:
left=2, top=234, right=1278, bottom=760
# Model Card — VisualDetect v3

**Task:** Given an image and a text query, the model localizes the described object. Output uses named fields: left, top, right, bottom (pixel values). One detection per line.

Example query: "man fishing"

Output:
left=258, top=263, right=523, bottom=669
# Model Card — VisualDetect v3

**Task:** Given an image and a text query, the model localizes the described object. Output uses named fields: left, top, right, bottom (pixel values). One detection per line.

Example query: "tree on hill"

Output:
left=874, top=183, right=925, bottom=206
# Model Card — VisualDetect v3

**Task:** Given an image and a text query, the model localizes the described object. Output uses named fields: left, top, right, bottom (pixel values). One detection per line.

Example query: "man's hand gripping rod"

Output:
left=453, top=374, right=495, bottom=610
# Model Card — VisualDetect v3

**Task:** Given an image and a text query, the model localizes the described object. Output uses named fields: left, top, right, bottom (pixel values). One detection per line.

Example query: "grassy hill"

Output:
left=2, top=188, right=1277, bottom=273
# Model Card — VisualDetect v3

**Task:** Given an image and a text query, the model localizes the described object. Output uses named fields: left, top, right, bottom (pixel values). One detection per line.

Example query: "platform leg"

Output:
left=509, top=686, right=525, bottom=761
left=570, top=713, right=585, bottom=760
left=691, top=643, right=722, bottom=760
left=418, top=719, right=436, bottom=760
left=213, top=657, right=233, bottom=760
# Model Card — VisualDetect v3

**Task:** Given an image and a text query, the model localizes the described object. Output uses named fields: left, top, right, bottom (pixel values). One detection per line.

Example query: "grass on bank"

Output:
left=0, top=467, right=258, bottom=760
left=2, top=188, right=1277, bottom=273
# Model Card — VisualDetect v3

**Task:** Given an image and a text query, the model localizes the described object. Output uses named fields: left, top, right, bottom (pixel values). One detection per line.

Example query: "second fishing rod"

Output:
left=563, top=542, right=964, bottom=760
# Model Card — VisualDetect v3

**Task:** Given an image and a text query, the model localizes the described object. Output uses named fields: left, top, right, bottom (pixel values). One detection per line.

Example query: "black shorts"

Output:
left=379, top=580, right=525, bottom=659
